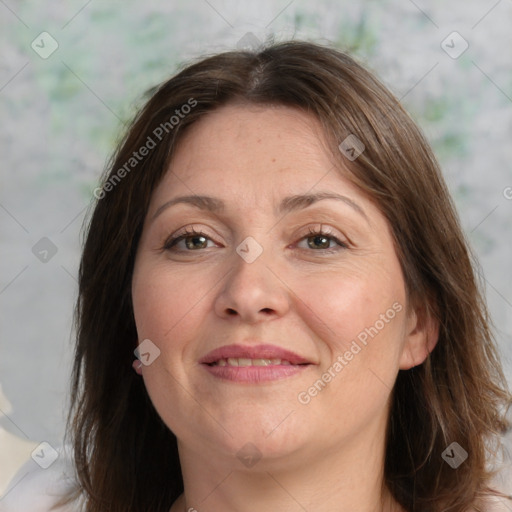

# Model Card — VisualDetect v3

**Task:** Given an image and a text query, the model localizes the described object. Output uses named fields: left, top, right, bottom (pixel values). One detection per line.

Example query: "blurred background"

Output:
left=1, top=0, right=511, bottom=496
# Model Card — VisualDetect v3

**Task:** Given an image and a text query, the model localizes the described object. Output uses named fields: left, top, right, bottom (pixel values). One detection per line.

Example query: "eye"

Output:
left=162, top=226, right=347, bottom=253
left=163, top=228, right=217, bottom=251
left=296, top=227, right=348, bottom=252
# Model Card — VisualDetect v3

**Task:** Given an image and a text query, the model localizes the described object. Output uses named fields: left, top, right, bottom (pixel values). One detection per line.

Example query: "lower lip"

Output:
left=202, top=363, right=309, bottom=383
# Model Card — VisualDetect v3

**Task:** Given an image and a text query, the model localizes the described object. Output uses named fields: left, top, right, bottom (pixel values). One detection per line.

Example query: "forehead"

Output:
left=153, top=104, right=363, bottom=204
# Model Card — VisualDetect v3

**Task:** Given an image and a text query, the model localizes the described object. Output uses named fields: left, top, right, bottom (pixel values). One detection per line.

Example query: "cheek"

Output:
left=131, top=262, right=215, bottom=433
left=291, top=266, right=406, bottom=408
left=132, top=261, right=213, bottom=343
left=292, top=278, right=405, bottom=434
left=290, top=264, right=406, bottom=355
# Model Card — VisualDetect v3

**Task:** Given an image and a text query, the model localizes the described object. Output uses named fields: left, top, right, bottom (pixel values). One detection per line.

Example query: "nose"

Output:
left=213, top=249, right=290, bottom=324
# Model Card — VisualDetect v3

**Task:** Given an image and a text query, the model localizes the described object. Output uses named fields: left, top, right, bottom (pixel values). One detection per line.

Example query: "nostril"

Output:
left=226, top=308, right=237, bottom=316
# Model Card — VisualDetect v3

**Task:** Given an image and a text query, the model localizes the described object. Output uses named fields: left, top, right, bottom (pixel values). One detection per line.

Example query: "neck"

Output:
left=172, top=421, right=401, bottom=512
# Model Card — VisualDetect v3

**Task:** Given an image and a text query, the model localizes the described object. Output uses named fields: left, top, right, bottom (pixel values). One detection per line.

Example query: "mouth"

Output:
left=208, top=357, right=307, bottom=367
left=200, top=344, right=313, bottom=383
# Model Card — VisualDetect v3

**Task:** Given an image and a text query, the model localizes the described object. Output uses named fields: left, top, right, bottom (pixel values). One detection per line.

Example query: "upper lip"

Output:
left=200, top=344, right=311, bottom=365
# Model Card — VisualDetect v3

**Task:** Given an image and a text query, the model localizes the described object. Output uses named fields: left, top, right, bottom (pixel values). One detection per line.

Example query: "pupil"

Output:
left=186, top=236, right=207, bottom=250
left=309, top=235, right=329, bottom=249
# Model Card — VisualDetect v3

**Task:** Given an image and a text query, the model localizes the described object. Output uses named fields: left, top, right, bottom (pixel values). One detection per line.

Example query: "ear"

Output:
left=399, top=302, right=439, bottom=370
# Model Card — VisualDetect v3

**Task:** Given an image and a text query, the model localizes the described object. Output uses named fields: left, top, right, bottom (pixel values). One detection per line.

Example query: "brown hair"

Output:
left=65, top=40, right=511, bottom=511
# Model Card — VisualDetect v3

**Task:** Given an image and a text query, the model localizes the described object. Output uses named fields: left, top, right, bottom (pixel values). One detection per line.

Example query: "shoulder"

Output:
left=471, top=494, right=512, bottom=512
left=0, top=446, right=83, bottom=512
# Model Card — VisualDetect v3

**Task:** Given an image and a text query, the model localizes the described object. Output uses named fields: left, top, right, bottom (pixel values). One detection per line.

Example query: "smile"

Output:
left=209, top=358, right=297, bottom=367
left=200, top=343, right=314, bottom=383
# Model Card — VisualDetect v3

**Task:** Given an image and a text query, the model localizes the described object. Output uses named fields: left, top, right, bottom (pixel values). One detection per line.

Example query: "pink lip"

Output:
left=199, top=344, right=310, bottom=365
left=200, top=344, right=312, bottom=383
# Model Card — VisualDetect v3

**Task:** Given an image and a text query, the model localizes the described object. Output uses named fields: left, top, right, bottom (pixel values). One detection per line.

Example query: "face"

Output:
left=131, top=104, right=425, bottom=468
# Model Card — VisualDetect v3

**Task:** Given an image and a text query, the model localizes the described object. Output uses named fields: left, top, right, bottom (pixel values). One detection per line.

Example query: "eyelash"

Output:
left=162, top=226, right=348, bottom=254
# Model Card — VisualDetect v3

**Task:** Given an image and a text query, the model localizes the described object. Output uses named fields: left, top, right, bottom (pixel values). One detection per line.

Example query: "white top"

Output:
left=0, top=447, right=83, bottom=512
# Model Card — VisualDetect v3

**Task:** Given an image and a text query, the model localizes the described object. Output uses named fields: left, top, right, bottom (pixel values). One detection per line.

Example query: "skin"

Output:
left=131, top=104, right=438, bottom=512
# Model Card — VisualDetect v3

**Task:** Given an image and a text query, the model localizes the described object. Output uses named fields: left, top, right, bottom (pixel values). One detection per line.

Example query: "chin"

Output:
left=212, top=414, right=310, bottom=461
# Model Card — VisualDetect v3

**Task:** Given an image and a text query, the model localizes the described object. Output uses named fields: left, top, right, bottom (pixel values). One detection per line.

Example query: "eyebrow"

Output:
left=152, top=195, right=224, bottom=219
left=278, top=192, right=367, bottom=220
left=152, top=192, right=368, bottom=222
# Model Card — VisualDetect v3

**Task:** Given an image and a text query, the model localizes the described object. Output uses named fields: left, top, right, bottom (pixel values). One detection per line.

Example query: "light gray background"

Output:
left=1, top=0, right=511, bottom=479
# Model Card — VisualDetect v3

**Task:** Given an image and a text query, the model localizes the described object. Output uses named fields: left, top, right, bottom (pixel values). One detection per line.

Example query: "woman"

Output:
left=4, top=40, right=510, bottom=511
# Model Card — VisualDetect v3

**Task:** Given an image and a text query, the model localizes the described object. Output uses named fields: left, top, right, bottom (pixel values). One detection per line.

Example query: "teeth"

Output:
left=252, top=359, right=273, bottom=366
left=212, top=358, right=292, bottom=367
